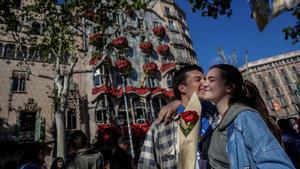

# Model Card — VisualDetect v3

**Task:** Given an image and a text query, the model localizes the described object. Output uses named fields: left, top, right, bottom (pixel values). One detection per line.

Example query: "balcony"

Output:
left=164, top=11, right=178, bottom=20
left=170, top=38, right=184, bottom=47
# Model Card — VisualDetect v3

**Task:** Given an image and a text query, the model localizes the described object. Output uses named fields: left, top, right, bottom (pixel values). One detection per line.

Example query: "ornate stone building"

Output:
left=0, top=0, right=198, bottom=166
left=239, top=50, right=300, bottom=119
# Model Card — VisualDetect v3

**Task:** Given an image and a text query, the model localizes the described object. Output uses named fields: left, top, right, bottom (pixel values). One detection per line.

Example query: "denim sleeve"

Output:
left=236, top=110, right=295, bottom=169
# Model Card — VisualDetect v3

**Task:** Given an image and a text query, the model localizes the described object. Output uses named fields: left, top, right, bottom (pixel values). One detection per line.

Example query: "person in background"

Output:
left=111, top=136, right=133, bottom=169
left=51, top=157, right=65, bottom=169
left=18, top=144, right=46, bottom=169
left=66, top=130, right=103, bottom=169
left=278, top=118, right=300, bottom=168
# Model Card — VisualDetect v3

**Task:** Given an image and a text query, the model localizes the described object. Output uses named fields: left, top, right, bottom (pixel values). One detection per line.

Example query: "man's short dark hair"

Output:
left=118, top=136, right=130, bottom=145
left=173, top=64, right=203, bottom=99
left=70, top=130, right=88, bottom=150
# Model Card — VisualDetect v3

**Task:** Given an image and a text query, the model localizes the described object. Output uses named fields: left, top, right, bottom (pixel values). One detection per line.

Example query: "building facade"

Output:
left=151, top=0, right=197, bottom=65
left=240, top=50, right=300, bottom=119
left=0, top=0, right=199, bottom=166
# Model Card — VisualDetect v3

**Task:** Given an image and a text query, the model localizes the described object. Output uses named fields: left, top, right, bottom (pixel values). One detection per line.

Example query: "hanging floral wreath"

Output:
left=84, top=10, right=95, bottom=20
left=89, top=52, right=103, bottom=65
left=152, top=26, right=166, bottom=37
left=139, top=41, right=153, bottom=54
left=160, top=63, right=176, bottom=73
left=157, top=44, right=170, bottom=56
left=143, top=62, right=158, bottom=75
left=114, top=59, right=132, bottom=75
left=112, top=37, right=128, bottom=49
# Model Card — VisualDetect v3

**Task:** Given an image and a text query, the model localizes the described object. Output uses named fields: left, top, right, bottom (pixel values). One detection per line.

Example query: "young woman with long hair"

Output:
left=202, top=64, right=294, bottom=169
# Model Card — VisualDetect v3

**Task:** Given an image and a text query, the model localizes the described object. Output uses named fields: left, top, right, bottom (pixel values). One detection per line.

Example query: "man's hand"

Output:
left=156, top=100, right=182, bottom=124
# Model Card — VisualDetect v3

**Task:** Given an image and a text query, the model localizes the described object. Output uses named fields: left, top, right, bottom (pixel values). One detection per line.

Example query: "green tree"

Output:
left=186, top=0, right=300, bottom=44
left=0, top=0, right=148, bottom=159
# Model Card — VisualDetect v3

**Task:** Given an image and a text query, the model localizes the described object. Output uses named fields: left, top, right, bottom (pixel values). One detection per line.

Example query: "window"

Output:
left=137, top=18, right=144, bottom=29
left=165, top=7, right=170, bottom=15
left=271, top=79, right=278, bottom=87
left=292, top=66, right=297, bottom=72
left=144, top=55, right=151, bottom=63
left=153, top=21, right=159, bottom=27
left=283, top=76, right=291, bottom=84
left=275, top=88, right=282, bottom=96
left=31, top=22, right=41, bottom=35
left=66, top=109, right=77, bottom=129
left=287, top=85, right=294, bottom=93
left=280, top=69, right=287, bottom=75
left=20, top=111, right=36, bottom=131
left=268, top=72, right=274, bottom=78
left=264, top=90, right=270, bottom=98
left=256, top=74, right=263, bottom=80
left=96, top=99, right=109, bottom=123
left=279, top=97, right=288, bottom=107
left=167, top=72, right=174, bottom=88
left=147, top=77, right=158, bottom=88
left=5, top=44, right=15, bottom=58
left=113, top=13, right=122, bottom=24
left=11, top=71, right=26, bottom=92
left=168, top=20, right=176, bottom=30
left=133, top=98, right=147, bottom=120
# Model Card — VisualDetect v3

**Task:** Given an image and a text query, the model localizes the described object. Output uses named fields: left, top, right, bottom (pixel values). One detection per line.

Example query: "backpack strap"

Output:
left=226, top=122, right=235, bottom=141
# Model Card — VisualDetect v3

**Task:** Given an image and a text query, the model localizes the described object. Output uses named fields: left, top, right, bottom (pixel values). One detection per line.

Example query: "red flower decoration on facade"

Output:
left=142, top=62, right=158, bottom=75
left=157, top=44, right=170, bottom=56
left=114, top=59, right=132, bottom=75
left=89, top=32, right=104, bottom=47
left=139, top=41, right=153, bottom=54
left=85, top=10, right=95, bottom=20
left=160, top=63, right=176, bottom=73
left=112, top=37, right=128, bottom=49
left=152, top=26, right=166, bottom=37
left=164, top=90, right=175, bottom=98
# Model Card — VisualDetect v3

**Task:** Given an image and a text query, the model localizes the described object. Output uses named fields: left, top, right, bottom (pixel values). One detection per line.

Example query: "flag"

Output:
left=248, top=0, right=300, bottom=31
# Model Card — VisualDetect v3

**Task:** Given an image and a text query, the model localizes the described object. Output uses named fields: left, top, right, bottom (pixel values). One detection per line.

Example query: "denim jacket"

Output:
left=226, top=109, right=295, bottom=169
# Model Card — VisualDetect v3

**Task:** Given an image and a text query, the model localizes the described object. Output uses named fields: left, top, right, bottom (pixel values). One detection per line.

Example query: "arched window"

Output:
left=31, top=22, right=41, bottom=35
left=132, top=98, right=147, bottom=120
left=96, top=98, right=110, bottom=123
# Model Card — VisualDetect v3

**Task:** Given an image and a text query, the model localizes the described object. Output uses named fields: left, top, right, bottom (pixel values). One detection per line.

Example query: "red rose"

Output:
left=180, top=111, right=199, bottom=123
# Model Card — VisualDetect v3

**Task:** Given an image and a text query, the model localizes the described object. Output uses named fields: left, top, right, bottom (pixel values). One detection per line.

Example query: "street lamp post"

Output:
left=122, top=75, right=135, bottom=159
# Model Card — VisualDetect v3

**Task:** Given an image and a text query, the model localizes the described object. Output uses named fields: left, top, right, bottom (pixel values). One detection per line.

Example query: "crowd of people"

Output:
left=12, top=63, right=300, bottom=169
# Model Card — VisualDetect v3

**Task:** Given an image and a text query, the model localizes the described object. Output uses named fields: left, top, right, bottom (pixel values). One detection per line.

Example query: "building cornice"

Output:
left=239, top=50, right=300, bottom=71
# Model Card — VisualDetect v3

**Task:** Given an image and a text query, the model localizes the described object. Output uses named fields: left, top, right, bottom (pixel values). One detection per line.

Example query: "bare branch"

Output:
left=27, top=69, right=54, bottom=80
left=72, top=70, right=93, bottom=74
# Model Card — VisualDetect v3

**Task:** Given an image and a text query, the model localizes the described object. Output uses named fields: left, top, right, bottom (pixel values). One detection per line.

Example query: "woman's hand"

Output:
left=156, top=100, right=182, bottom=124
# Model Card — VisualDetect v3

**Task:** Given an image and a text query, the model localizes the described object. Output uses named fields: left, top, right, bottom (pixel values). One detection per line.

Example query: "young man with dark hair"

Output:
left=67, top=130, right=104, bottom=169
left=138, top=64, right=217, bottom=169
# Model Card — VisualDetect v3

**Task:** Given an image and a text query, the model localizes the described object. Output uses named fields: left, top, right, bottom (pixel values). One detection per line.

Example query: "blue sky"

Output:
left=176, top=0, right=300, bottom=72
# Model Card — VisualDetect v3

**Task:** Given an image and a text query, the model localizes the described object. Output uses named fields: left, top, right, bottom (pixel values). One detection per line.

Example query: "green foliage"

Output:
left=0, top=0, right=149, bottom=62
left=283, top=4, right=300, bottom=44
left=187, top=0, right=232, bottom=18
left=186, top=0, right=300, bottom=44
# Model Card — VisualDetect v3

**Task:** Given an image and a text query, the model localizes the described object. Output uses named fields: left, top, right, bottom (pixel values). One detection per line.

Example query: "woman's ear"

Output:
left=225, top=84, right=235, bottom=93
